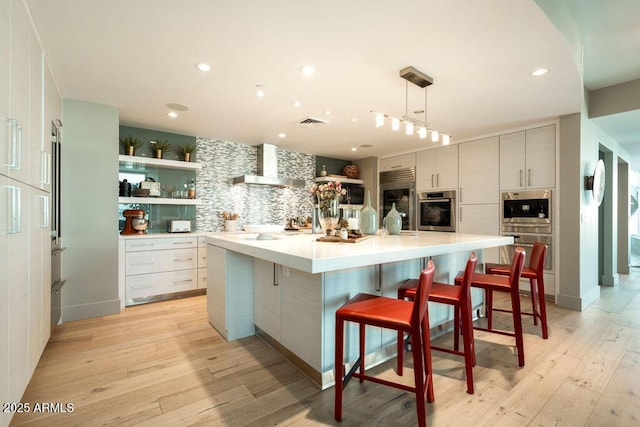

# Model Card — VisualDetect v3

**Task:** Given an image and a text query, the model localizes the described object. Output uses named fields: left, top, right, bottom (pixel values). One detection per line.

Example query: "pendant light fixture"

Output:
left=372, top=66, right=450, bottom=144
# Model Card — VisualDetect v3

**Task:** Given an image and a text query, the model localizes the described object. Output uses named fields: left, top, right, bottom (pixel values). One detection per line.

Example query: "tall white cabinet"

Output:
left=500, top=125, right=556, bottom=190
left=458, top=137, right=500, bottom=263
left=416, top=145, right=458, bottom=191
left=1, top=1, right=60, bottom=425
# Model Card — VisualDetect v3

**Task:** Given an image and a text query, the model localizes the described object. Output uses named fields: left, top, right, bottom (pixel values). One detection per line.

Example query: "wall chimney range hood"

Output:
left=232, top=143, right=305, bottom=188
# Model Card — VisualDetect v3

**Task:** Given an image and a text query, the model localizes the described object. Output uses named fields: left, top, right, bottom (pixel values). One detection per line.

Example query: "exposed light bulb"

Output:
left=167, top=111, right=178, bottom=118
left=442, top=134, right=450, bottom=145
left=391, top=117, right=400, bottom=131
left=256, top=85, right=265, bottom=97
left=375, top=113, right=384, bottom=128
left=406, top=122, right=414, bottom=135
left=431, top=130, right=439, bottom=142
left=418, top=127, right=427, bottom=139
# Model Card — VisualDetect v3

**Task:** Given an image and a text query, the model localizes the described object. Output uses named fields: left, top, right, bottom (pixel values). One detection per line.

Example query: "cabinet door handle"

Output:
left=391, top=165, right=402, bottom=169
left=13, top=123, right=22, bottom=170
left=431, top=174, right=434, bottom=188
left=273, top=264, right=278, bottom=286
left=40, top=195, right=49, bottom=228
left=528, top=168, right=531, bottom=186
left=436, top=173, right=440, bottom=188
left=173, top=279, right=193, bottom=285
left=519, top=170, right=523, bottom=187
left=459, top=188, right=462, bottom=203
left=173, top=257, right=193, bottom=262
left=7, top=186, right=21, bottom=234
left=173, top=241, right=193, bottom=246
left=5, top=118, right=17, bottom=168
left=135, top=260, right=155, bottom=265
left=460, top=206, right=462, bottom=222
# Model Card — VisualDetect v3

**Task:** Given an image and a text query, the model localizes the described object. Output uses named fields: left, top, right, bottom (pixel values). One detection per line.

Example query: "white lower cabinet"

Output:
left=197, top=236, right=207, bottom=289
left=253, top=259, right=281, bottom=340
left=458, top=204, right=500, bottom=264
left=122, top=236, right=203, bottom=305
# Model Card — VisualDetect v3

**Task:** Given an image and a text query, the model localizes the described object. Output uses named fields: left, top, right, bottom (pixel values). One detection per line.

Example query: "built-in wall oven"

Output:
left=380, top=167, right=415, bottom=230
left=418, top=190, right=456, bottom=232
left=501, top=189, right=552, bottom=270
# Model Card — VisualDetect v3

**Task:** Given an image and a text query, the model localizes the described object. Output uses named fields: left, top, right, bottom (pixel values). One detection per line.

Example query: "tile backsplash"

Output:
left=196, top=137, right=316, bottom=231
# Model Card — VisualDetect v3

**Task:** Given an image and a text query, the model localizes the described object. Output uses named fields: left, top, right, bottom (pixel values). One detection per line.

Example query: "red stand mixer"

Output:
left=121, top=209, right=148, bottom=235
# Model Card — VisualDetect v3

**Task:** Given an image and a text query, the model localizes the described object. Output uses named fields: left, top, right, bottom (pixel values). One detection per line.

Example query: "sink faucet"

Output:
left=298, top=199, right=319, bottom=234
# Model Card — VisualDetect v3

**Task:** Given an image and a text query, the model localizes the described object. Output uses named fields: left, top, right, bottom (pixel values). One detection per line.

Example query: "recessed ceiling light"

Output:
left=195, top=63, right=211, bottom=72
left=300, top=65, right=315, bottom=77
left=530, top=68, right=549, bottom=77
left=324, top=110, right=331, bottom=115
left=256, top=85, right=265, bottom=97
left=351, top=147, right=357, bottom=152
left=293, top=101, right=301, bottom=107
left=278, top=132, right=286, bottom=138
left=167, top=111, right=178, bottom=118
left=351, top=117, right=358, bottom=122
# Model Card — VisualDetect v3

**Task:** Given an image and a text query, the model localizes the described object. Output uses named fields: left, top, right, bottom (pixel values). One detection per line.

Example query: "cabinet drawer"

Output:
left=125, top=236, right=197, bottom=252
left=126, top=269, right=198, bottom=300
left=126, top=248, right=198, bottom=275
left=198, top=267, right=207, bottom=289
left=198, top=246, right=207, bottom=268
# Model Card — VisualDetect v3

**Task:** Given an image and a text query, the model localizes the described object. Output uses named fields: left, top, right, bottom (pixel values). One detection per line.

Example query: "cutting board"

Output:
left=316, top=235, right=372, bottom=243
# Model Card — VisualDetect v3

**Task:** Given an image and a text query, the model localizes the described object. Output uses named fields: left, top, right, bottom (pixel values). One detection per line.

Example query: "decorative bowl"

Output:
left=243, top=224, right=285, bottom=240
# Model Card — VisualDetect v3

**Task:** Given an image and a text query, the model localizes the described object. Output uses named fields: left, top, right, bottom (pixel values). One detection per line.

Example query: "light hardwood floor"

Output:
left=10, top=271, right=640, bottom=426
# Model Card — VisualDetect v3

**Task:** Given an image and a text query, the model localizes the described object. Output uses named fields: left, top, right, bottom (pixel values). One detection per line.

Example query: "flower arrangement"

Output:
left=309, top=181, right=346, bottom=213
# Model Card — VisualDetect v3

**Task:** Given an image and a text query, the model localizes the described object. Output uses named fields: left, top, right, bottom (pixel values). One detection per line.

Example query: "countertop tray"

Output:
left=316, top=235, right=371, bottom=243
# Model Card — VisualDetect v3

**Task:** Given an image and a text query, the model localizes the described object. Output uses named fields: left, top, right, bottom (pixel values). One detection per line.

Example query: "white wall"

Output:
left=61, top=99, right=120, bottom=321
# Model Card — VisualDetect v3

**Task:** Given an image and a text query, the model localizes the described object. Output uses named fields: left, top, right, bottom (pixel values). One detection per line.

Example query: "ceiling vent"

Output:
left=297, top=116, right=328, bottom=128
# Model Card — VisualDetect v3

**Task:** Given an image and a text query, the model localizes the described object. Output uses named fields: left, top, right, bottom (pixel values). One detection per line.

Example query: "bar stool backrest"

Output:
left=510, top=247, right=526, bottom=285
left=412, top=260, right=435, bottom=326
left=529, top=242, right=547, bottom=274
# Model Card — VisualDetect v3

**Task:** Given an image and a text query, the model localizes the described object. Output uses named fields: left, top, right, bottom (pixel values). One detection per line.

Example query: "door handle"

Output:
left=527, top=169, right=532, bottom=186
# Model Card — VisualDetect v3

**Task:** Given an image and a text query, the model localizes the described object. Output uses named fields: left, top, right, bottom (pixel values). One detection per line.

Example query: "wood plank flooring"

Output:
left=10, top=270, right=640, bottom=426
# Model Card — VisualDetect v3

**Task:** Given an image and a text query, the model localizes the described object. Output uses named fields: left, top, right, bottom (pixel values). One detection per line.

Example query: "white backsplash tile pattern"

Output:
left=196, top=138, right=316, bottom=231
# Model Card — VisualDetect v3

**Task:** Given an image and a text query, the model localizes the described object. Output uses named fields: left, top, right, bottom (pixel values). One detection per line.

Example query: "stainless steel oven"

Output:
left=418, top=190, right=456, bottom=232
left=501, top=189, right=552, bottom=270
left=380, top=167, right=415, bottom=230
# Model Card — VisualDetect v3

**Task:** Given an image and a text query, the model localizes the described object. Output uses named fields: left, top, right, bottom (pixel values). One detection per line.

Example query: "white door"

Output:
left=525, top=125, right=556, bottom=189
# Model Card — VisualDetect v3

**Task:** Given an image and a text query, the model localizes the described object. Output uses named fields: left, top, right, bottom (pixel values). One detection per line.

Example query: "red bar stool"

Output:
left=397, top=252, right=478, bottom=394
left=455, top=247, right=526, bottom=366
left=485, top=242, right=548, bottom=339
left=335, top=261, right=436, bottom=427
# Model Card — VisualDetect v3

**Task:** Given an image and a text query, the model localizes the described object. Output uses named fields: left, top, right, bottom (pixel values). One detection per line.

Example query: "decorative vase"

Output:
left=360, top=190, right=378, bottom=235
left=317, top=193, right=340, bottom=237
left=343, top=163, right=360, bottom=179
left=320, top=165, right=327, bottom=177
left=127, top=146, right=135, bottom=156
left=183, top=152, right=191, bottom=162
left=224, top=220, right=238, bottom=232
left=384, top=202, right=402, bottom=235
left=155, top=149, right=163, bottom=159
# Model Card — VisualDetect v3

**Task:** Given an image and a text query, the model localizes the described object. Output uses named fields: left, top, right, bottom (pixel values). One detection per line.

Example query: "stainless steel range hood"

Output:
left=232, top=143, right=305, bottom=188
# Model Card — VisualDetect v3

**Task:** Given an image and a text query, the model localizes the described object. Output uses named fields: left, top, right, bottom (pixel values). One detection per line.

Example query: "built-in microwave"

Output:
left=417, top=190, right=456, bottom=232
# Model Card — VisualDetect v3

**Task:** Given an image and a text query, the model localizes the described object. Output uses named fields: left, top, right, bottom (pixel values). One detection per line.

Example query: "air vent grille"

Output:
left=297, top=117, right=328, bottom=128
left=380, top=167, right=416, bottom=184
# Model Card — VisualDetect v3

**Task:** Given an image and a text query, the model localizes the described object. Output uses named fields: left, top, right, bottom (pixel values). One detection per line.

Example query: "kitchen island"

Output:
left=205, top=231, right=512, bottom=389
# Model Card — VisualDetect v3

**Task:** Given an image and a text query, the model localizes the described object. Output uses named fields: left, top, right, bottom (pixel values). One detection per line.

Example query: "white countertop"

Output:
left=205, top=231, right=513, bottom=274
left=119, top=231, right=209, bottom=240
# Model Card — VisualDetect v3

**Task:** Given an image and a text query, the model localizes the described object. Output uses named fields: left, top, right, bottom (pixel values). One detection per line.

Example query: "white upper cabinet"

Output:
left=458, top=137, right=499, bottom=204
left=500, top=125, right=556, bottom=190
left=379, top=152, right=415, bottom=172
left=6, top=0, right=30, bottom=183
left=416, top=145, right=458, bottom=191
left=28, top=30, right=44, bottom=188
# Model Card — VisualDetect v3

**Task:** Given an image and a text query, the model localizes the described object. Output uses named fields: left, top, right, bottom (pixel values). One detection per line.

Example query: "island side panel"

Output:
left=207, top=245, right=255, bottom=340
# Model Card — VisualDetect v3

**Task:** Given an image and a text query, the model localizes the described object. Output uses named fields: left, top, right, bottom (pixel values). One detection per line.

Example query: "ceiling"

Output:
left=25, top=0, right=640, bottom=162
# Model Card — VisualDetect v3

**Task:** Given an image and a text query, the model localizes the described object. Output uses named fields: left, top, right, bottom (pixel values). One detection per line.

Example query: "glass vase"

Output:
left=317, top=193, right=340, bottom=237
